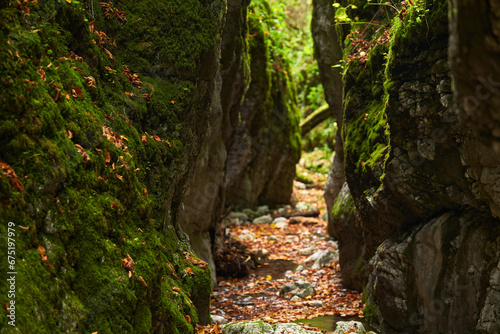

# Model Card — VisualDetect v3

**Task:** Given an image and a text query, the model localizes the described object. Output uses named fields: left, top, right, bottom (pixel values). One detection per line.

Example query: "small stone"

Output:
left=290, top=295, right=301, bottom=302
left=296, top=182, right=306, bottom=189
left=273, top=217, right=287, bottom=224
left=303, top=250, right=338, bottom=269
left=295, top=202, right=309, bottom=211
left=295, top=265, right=304, bottom=272
left=211, top=315, right=228, bottom=324
left=275, top=221, right=288, bottom=229
left=229, top=212, right=249, bottom=221
left=256, top=205, right=270, bottom=216
left=269, top=235, right=279, bottom=241
left=253, top=214, right=273, bottom=224
left=299, top=247, right=315, bottom=256
left=242, top=208, right=260, bottom=219
left=334, top=321, right=365, bottom=334
left=310, top=300, right=322, bottom=307
left=279, top=280, right=314, bottom=298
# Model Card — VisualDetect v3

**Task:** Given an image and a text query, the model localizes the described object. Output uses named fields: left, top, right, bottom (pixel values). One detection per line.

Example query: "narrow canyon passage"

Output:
left=207, top=171, right=368, bottom=333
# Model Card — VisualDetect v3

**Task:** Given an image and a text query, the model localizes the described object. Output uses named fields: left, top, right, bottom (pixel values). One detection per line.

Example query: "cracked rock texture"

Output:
left=317, top=0, right=500, bottom=332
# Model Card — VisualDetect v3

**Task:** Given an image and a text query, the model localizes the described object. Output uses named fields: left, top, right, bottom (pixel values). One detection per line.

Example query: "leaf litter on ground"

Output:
left=209, top=170, right=364, bottom=333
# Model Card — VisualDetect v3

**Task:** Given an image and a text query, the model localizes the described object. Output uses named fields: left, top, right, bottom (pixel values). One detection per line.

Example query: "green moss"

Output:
left=0, top=0, right=218, bottom=332
left=362, top=284, right=382, bottom=330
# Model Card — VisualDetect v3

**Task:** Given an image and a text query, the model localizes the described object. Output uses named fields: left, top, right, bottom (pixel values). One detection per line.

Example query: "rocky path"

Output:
left=207, top=177, right=365, bottom=333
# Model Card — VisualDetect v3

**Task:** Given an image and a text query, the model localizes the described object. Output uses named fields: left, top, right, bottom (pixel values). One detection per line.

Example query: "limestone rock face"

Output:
left=311, top=0, right=345, bottom=230
left=318, top=0, right=500, bottom=332
left=179, top=0, right=250, bottom=287
left=181, top=0, right=301, bottom=282
left=224, top=1, right=301, bottom=209
left=366, top=211, right=500, bottom=334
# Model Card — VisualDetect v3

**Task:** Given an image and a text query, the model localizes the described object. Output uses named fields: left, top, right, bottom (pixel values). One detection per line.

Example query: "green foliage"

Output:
left=253, top=0, right=325, bottom=118
left=0, top=0, right=217, bottom=332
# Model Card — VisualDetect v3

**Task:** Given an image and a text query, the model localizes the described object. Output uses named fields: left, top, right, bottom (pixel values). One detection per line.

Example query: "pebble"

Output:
left=211, top=315, right=228, bottom=324
left=310, top=301, right=323, bottom=307
left=253, top=214, right=273, bottom=224
left=299, top=247, right=315, bottom=256
left=295, top=265, right=304, bottom=272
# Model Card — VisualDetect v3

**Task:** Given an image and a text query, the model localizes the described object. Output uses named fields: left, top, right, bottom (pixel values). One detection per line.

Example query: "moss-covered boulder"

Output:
left=0, top=0, right=225, bottom=332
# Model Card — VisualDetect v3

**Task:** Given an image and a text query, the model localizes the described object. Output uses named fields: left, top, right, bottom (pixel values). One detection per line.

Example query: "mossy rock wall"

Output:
left=224, top=0, right=302, bottom=209
left=318, top=0, right=500, bottom=332
left=0, top=0, right=225, bottom=332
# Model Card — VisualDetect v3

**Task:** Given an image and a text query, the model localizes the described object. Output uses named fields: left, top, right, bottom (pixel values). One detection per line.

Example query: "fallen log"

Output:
left=289, top=217, right=319, bottom=225
left=281, top=210, right=320, bottom=219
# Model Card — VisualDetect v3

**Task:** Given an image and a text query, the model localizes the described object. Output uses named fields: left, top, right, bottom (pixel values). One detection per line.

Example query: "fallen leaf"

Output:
left=72, top=87, right=83, bottom=98
left=153, top=135, right=161, bottom=143
left=185, top=315, right=191, bottom=324
left=170, top=99, right=174, bottom=104
left=104, top=48, right=113, bottom=59
left=125, top=91, right=134, bottom=98
left=69, top=51, right=83, bottom=61
left=115, top=174, right=123, bottom=182
left=54, top=87, right=61, bottom=101
left=105, top=149, right=111, bottom=163
left=65, top=129, right=73, bottom=138
left=65, top=91, right=70, bottom=100
left=141, top=135, right=148, bottom=145
left=84, top=76, right=96, bottom=89
left=138, top=276, right=148, bottom=287
left=74, top=144, right=90, bottom=166
left=186, top=267, right=194, bottom=276
left=38, top=245, right=47, bottom=262
left=104, top=114, right=116, bottom=122
left=143, top=188, right=148, bottom=196
left=38, top=67, right=46, bottom=81
left=173, top=287, right=180, bottom=292
left=18, top=225, right=29, bottom=231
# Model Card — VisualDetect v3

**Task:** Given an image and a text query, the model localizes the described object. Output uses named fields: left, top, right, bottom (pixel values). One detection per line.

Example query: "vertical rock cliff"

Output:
left=0, top=0, right=225, bottom=332
left=317, top=0, right=500, bottom=332
left=179, top=0, right=302, bottom=283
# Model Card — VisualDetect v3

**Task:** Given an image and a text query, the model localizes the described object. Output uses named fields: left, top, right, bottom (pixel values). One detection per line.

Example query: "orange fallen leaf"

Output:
left=104, top=48, right=113, bottom=59
left=173, top=287, right=180, bottom=292
left=185, top=315, right=191, bottom=323
left=153, top=135, right=162, bottom=143
left=65, top=91, right=70, bottom=100
left=74, top=144, right=90, bottom=166
left=115, top=174, right=123, bottom=182
left=141, top=135, right=148, bottom=145
left=105, top=149, right=111, bottom=163
left=186, top=267, right=194, bottom=276
left=38, top=245, right=47, bottom=262
left=65, top=129, right=73, bottom=138
left=143, top=188, right=148, bottom=196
